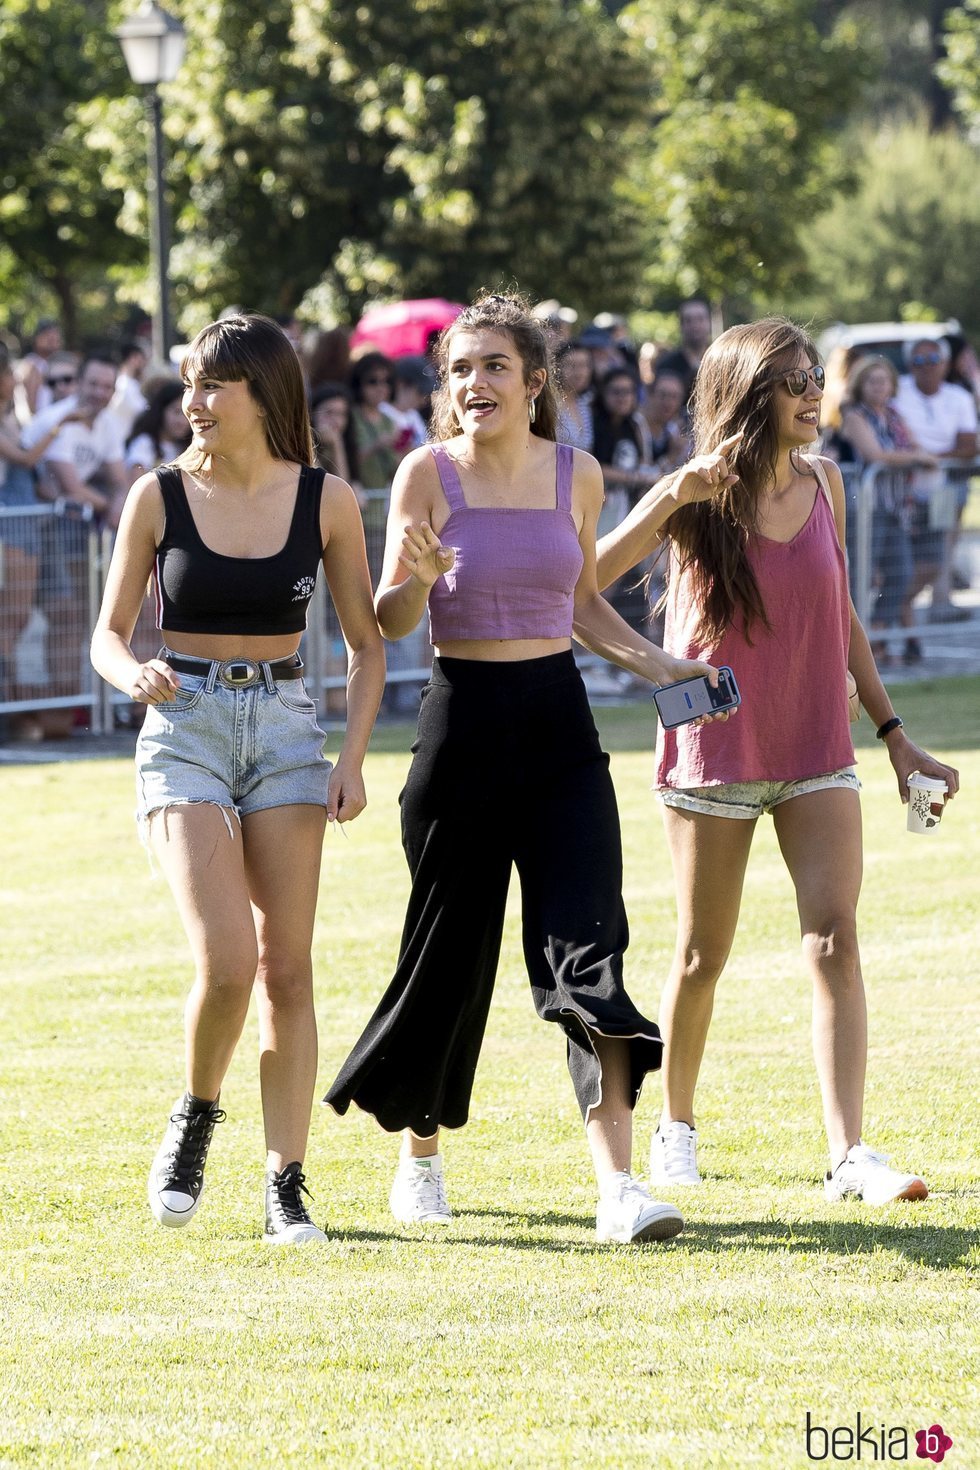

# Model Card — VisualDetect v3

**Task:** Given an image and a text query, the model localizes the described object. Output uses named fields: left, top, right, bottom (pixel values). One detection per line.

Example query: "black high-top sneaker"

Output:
left=148, top=1095, right=225, bottom=1227
left=263, top=1162, right=327, bottom=1245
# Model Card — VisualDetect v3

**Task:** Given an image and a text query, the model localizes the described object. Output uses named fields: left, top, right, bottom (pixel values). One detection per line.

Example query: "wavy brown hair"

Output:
left=665, top=317, right=819, bottom=646
left=428, top=290, right=559, bottom=442
left=176, top=313, right=313, bottom=474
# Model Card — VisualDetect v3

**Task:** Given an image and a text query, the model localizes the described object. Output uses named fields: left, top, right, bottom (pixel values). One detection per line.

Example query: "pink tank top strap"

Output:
left=555, top=443, right=574, bottom=511
left=429, top=444, right=467, bottom=512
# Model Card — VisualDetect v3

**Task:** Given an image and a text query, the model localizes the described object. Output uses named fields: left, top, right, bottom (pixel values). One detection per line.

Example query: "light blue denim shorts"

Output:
left=135, top=651, right=332, bottom=832
left=659, top=766, right=860, bottom=820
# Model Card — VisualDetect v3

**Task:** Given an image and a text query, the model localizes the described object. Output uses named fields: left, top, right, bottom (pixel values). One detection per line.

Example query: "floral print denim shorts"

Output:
left=658, top=767, right=860, bottom=820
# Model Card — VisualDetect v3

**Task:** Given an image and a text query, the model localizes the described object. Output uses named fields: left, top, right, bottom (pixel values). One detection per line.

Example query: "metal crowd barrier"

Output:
left=1, top=466, right=978, bottom=737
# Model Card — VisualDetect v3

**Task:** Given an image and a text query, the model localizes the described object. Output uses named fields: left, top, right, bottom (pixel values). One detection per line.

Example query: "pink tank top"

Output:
left=427, top=442, right=584, bottom=644
left=656, top=467, right=855, bottom=787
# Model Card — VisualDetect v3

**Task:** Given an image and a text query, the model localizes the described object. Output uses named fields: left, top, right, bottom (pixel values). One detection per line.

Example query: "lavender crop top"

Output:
left=426, top=442, right=584, bottom=643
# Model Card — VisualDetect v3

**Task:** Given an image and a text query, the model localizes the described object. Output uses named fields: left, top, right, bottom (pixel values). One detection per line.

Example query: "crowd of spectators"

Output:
left=1, top=297, right=978, bottom=733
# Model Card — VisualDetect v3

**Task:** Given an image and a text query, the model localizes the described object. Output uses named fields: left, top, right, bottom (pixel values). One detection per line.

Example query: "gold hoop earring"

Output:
left=528, top=396, right=537, bottom=425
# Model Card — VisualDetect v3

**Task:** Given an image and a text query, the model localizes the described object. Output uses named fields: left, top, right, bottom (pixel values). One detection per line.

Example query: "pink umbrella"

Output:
left=350, top=298, right=465, bottom=359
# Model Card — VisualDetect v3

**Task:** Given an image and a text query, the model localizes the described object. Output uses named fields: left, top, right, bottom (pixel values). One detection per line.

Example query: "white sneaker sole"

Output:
left=825, top=1176, right=928, bottom=1205
left=390, top=1202, right=453, bottom=1226
left=597, top=1205, right=685, bottom=1244
left=263, top=1223, right=328, bottom=1245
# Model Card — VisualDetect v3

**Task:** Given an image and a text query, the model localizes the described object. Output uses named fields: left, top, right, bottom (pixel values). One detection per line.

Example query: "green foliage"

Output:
left=940, top=0, right=980, bottom=134
left=621, top=0, right=871, bottom=308
left=80, top=0, right=652, bottom=333
left=784, top=120, right=980, bottom=338
left=0, top=1, right=143, bottom=341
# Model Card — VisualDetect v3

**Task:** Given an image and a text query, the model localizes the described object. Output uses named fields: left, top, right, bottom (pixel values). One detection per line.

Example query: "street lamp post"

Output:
left=114, top=1, right=186, bottom=366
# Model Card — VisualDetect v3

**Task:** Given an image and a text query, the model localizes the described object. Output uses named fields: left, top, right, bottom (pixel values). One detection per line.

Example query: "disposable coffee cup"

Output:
left=906, top=772, right=947, bottom=834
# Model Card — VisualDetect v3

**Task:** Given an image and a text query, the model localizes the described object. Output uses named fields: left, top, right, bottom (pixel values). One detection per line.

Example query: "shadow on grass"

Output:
left=315, top=1212, right=974, bottom=1268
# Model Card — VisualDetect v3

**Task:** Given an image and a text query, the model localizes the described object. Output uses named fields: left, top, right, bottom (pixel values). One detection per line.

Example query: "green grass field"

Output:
left=2, top=678, right=978, bottom=1469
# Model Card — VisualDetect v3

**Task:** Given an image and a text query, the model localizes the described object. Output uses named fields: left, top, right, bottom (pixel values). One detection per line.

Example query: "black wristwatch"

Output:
left=876, top=716, right=904, bottom=740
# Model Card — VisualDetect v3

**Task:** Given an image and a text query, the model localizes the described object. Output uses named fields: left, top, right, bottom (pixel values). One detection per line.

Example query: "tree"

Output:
left=0, top=1, right=143, bottom=343
left=784, top=120, right=980, bottom=339
left=620, top=0, right=872, bottom=312
left=939, top=1, right=980, bottom=134
left=86, top=0, right=653, bottom=334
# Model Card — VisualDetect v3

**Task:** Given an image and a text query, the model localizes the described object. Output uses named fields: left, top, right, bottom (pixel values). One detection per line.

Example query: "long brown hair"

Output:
left=428, top=290, right=560, bottom=442
left=666, top=317, right=819, bottom=646
left=176, top=313, right=314, bottom=474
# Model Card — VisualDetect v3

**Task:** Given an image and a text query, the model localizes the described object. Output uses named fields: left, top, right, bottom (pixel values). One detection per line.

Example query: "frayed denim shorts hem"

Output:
left=658, top=766, right=860, bottom=820
left=135, top=657, right=332, bottom=835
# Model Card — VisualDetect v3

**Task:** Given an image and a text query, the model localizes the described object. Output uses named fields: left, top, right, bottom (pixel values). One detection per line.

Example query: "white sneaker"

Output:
left=650, top=1120, right=701, bottom=1186
left=824, top=1143, right=928, bottom=1205
left=596, top=1172, right=684, bottom=1243
left=389, top=1154, right=452, bottom=1225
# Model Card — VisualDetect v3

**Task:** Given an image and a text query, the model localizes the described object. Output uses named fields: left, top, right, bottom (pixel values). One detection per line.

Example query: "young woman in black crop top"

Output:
left=92, top=314, right=385, bottom=1244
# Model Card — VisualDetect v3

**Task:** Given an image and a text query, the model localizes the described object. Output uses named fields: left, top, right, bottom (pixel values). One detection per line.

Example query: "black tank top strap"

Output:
left=154, top=464, right=194, bottom=543
left=295, top=464, right=327, bottom=553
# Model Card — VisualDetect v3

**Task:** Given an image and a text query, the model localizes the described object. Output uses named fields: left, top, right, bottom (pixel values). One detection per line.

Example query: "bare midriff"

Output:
left=433, top=636, right=572, bottom=662
left=161, top=630, right=304, bottom=663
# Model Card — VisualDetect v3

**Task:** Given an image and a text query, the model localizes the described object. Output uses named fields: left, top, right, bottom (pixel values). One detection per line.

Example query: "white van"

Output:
left=817, top=320, right=961, bottom=372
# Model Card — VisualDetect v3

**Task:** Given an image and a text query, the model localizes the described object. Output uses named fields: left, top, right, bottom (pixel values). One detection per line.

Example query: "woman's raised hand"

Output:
left=674, top=431, right=743, bottom=504
left=398, top=521, right=456, bottom=588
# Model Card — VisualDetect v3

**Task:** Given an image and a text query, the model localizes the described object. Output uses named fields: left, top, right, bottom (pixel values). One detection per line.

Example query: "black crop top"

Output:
left=153, top=464, right=325, bottom=635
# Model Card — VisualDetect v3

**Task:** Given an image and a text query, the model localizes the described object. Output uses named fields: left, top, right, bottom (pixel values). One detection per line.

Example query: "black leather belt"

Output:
left=165, top=653, right=305, bottom=686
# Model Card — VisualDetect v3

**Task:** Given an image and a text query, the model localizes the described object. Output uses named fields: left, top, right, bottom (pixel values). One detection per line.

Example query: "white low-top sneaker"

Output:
left=824, top=1143, right=928, bottom=1205
left=650, top=1120, right=701, bottom=1186
left=148, top=1095, right=225, bottom=1227
left=596, top=1172, right=684, bottom=1243
left=390, top=1154, right=452, bottom=1225
left=263, top=1162, right=328, bottom=1245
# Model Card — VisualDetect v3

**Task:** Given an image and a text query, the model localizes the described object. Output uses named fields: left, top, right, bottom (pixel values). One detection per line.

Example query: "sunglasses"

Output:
left=364, top=376, right=392, bottom=386
left=782, top=365, right=825, bottom=396
left=910, top=353, right=942, bottom=368
left=48, top=375, right=76, bottom=387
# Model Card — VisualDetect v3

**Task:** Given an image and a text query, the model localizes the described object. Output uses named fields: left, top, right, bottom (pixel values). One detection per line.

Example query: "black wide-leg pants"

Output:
left=324, top=651, right=663, bottom=1134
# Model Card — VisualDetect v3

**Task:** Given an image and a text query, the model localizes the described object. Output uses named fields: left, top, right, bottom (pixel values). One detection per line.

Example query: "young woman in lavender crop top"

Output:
left=91, top=315, right=385, bottom=1244
left=325, top=291, right=724, bottom=1245
left=596, top=317, right=959, bottom=1206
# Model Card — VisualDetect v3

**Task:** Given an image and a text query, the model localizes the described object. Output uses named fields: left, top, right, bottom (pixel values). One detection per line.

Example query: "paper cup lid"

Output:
left=907, top=772, right=947, bottom=792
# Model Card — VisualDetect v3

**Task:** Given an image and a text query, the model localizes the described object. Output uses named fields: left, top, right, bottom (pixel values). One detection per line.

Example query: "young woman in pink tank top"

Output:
left=326, top=291, right=726, bottom=1245
left=597, top=318, right=959, bottom=1207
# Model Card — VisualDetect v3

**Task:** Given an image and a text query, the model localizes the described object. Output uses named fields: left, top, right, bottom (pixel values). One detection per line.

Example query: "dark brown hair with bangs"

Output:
left=428, top=290, right=560, bottom=442
left=176, top=313, right=313, bottom=474
left=664, top=316, right=819, bottom=646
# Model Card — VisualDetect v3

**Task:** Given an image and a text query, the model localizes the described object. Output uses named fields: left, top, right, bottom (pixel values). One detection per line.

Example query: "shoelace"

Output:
left=268, top=1167, right=315, bottom=1228
left=663, top=1128, right=697, bottom=1172
left=163, top=1105, right=226, bottom=1187
left=606, top=1172, right=645, bottom=1206
left=407, top=1167, right=448, bottom=1213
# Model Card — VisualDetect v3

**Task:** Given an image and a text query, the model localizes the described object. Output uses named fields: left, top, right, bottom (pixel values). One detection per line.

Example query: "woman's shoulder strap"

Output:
left=555, top=442, right=574, bottom=511
left=801, top=452, right=833, bottom=509
left=429, top=443, right=466, bottom=510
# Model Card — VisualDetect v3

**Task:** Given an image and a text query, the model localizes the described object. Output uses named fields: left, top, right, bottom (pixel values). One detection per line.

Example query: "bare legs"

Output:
left=659, top=789, right=868, bottom=1168
left=773, top=790, right=866, bottom=1168
left=150, top=801, right=327, bottom=1169
left=660, top=807, right=755, bottom=1127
